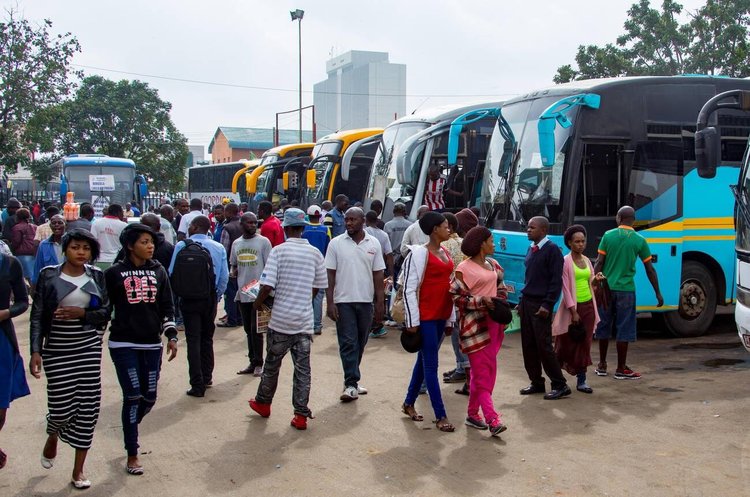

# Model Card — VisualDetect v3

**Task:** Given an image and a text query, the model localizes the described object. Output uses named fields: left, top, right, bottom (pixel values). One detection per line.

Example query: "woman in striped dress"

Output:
left=29, top=229, right=110, bottom=490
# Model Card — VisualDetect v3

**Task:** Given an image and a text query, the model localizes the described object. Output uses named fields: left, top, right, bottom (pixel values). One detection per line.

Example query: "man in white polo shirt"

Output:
left=325, top=207, right=385, bottom=402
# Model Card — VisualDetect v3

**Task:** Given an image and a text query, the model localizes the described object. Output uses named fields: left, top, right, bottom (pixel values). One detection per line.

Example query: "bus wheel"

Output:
left=663, top=261, right=717, bottom=338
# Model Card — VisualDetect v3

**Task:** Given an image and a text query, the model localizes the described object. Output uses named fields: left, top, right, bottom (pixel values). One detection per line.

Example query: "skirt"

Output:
left=42, top=319, right=102, bottom=450
left=555, top=299, right=595, bottom=375
left=0, top=329, right=30, bottom=409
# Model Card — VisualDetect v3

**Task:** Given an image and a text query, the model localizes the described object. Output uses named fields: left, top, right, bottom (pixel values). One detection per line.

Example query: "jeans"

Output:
left=239, top=302, right=264, bottom=368
left=404, top=320, right=447, bottom=420
left=224, top=277, right=241, bottom=325
left=255, top=330, right=312, bottom=417
left=312, top=290, right=324, bottom=332
left=182, top=298, right=217, bottom=391
left=594, top=291, right=637, bottom=342
left=467, top=321, right=504, bottom=423
left=16, top=255, right=34, bottom=280
left=335, top=302, right=373, bottom=388
left=109, top=347, right=163, bottom=457
left=451, top=325, right=469, bottom=373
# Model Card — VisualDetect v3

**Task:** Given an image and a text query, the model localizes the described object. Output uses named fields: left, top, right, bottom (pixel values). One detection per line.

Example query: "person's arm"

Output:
left=373, top=269, right=385, bottom=323
left=83, top=270, right=112, bottom=327
left=539, top=248, right=564, bottom=318
left=253, top=284, right=274, bottom=310
left=385, top=253, right=394, bottom=280
left=326, top=269, right=338, bottom=321
left=215, top=248, right=229, bottom=296
left=6, top=257, right=28, bottom=319
left=402, top=250, right=421, bottom=331
left=167, top=241, right=184, bottom=275
left=157, top=266, right=178, bottom=361
left=641, top=241, right=663, bottom=306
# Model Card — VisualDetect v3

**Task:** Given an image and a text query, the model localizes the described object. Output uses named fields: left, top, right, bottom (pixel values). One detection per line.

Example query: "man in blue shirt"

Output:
left=302, top=204, right=330, bottom=334
left=169, top=215, right=229, bottom=397
left=329, top=194, right=349, bottom=238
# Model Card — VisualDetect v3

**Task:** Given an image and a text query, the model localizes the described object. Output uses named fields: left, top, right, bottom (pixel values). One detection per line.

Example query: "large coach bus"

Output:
left=245, top=143, right=314, bottom=210
left=695, top=89, right=750, bottom=350
left=304, top=128, right=383, bottom=208
left=359, top=102, right=502, bottom=220
left=54, top=154, right=147, bottom=216
left=188, top=160, right=254, bottom=206
left=448, top=76, right=750, bottom=337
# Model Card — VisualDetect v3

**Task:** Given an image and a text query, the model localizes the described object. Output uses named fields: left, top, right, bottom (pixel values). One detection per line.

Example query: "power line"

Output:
left=73, top=64, right=516, bottom=99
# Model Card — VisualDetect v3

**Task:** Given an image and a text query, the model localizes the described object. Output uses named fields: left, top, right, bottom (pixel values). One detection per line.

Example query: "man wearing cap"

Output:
left=248, top=208, right=327, bottom=430
left=302, top=205, right=330, bottom=335
left=325, top=207, right=386, bottom=402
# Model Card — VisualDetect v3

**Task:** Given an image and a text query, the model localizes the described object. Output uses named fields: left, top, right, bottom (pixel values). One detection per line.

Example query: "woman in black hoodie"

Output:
left=105, top=223, right=178, bottom=476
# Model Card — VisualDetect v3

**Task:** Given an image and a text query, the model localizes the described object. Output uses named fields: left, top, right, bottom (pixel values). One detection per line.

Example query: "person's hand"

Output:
left=595, top=272, right=606, bottom=281
left=29, top=353, right=42, bottom=379
left=444, top=325, right=454, bottom=337
left=327, top=303, right=339, bottom=321
left=535, top=306, right=550, bottom=319
left=54, top=306, right=85, bottom=320
left=570, top=309, right=580, bottom=324
left=405, top=326, right=418, bottom=334
left=166, top=340, right=178, bottom=362
left=656, top=292, right=664, bottom=308
left=484, top=297, right=496, bottom=310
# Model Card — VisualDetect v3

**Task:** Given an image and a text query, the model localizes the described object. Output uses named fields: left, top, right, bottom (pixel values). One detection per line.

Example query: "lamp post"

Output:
left=290, top=9, right=304, bottom=143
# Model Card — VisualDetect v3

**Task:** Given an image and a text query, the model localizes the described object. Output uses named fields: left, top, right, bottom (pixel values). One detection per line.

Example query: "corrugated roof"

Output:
left=208, top=127, right=314, bottom=153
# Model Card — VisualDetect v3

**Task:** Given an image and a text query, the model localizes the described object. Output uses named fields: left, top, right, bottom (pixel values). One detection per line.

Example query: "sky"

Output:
left=6, top=0, right=709, bottom=154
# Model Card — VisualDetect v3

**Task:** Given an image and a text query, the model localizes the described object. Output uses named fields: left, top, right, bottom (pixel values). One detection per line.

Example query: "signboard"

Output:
left=92, top=195, right=110, bottom=219
left=89, top=175, right=115, bottom=191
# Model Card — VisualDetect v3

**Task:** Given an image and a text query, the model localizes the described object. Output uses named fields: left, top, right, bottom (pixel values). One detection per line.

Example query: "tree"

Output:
left=29, top=75, right=189, bottom=192
left=0, top=10, right=80, bottom=172
left=554, top=0, right=750, bottom=83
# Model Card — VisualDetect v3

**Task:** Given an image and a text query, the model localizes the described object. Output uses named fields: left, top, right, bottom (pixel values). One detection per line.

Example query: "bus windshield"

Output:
left=482, top=96, right=578, bottom=229
left=737, top=145, right=750, bottom=253
left=260, top=155, right=279, bottom=166
left=64, top=164, right=134, bottom=207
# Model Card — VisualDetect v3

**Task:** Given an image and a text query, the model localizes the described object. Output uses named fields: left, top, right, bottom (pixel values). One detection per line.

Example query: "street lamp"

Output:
left=290, top=9, right=304, bottom=142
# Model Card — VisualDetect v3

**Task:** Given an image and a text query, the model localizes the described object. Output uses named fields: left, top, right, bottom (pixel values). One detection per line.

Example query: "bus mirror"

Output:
left=246, top=172, right=258, bottom=193
left=283, top=172, right=290, bottom=191
left=538, top=119, right=556, bottom=166
left=695, top=127, right=719, bottom=179
left=306, top=169, right=316, bottom=189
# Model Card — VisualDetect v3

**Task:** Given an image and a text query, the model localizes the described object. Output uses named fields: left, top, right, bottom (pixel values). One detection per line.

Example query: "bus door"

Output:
left=341, top=135, right=382, bottom=210
left=282, top=157, right=311, bottom=206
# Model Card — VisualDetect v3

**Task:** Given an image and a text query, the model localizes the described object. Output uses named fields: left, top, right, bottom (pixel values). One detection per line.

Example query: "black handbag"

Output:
left=488, top=298, right=513, bottom=325
left=567, top=321, right=587, bottom=343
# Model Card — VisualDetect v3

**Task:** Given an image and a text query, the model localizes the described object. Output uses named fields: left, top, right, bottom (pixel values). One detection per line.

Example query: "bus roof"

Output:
left=317, top=128, right=383, bottom=144
left=385, top=100, right=506, bottom=128
left=261, top=143, right=315, bottom=158
left=59, top=155, right=135, bottom=168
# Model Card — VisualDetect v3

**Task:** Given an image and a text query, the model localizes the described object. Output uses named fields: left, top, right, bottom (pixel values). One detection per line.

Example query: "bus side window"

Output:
left=626, top=141, right=683, bottom=227
left=575, top=144, right=624, bottom=218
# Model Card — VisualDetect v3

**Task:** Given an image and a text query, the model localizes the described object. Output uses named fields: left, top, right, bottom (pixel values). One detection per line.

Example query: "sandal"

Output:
left=454, top=383, right=469, bottom=396
left=126, top=465, right=144, bottom=475
left=434, top=417, right=455, bottom=432
left=401, top=403, right=423, bottom=422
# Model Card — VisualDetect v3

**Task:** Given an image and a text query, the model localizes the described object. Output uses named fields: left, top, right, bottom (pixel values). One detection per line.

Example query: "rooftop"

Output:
left=208, top=127, right=314, bottom=153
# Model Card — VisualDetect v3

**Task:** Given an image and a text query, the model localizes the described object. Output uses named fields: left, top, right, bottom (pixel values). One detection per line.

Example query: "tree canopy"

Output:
left=29, top=75, right=189, bottom=192
left=554, top=0, right=750, bottom=83
left=0, top=11, right=80, bottom=172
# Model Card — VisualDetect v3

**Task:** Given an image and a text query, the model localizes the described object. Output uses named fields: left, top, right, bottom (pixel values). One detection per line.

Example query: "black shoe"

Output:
left=442, top=368, right=456, bottom=378
left=544, top=385, right=572, bottom=400
left=443, top=371, right=467, bottom=383
left=519, top=384, right=546, bottom=395
left=186, top=388, right=205, bottom=397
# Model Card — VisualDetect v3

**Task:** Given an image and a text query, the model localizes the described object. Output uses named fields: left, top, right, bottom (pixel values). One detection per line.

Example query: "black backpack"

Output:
left=171, top=239, right=215, bottom=300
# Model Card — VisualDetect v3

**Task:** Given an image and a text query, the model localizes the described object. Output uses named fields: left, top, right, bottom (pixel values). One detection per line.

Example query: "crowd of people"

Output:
left=0, top=192, right=662, bottom=490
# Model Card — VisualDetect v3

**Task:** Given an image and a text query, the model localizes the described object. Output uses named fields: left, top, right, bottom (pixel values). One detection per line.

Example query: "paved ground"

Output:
left=1, top=307, right=748, bottom=497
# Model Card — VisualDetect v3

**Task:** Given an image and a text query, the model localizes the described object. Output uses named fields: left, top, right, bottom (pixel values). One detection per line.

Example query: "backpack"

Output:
left=170, top=239, right=215, bottom=300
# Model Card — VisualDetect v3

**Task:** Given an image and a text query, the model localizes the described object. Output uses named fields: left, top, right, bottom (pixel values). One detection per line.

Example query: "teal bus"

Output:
left=448, top=76, right=750, bottom=337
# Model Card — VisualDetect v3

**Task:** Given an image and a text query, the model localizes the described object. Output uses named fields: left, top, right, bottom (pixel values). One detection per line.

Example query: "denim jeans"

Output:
left=335, top=302, right=373, bottom=388
left=451, top=325, right=469, bottom=373
left=594, top=290, right=637, bottom=342
left=223, top=277, right=241, bottom=325
left=255, top=330, right=312, bottom=417
left=16, top=255, right=34, bottom=280
left=404, top=320, right=447, bottom=420
left=109, top=347, right=163, bottom=457
left=239, top=302, right=263, bottom=368
left=312, top=290, right=324, bottom=333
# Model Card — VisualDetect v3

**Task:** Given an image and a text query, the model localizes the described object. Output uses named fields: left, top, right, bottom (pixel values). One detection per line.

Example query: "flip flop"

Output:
left=454, top=383, right=469, bottom=396
left=71, top=478, right=91, bottom=489
left=401, top=403, right=423, bottom=421
left=126, top=465, right=144, bottom=475
left=41, top=455, right=55, bottom=469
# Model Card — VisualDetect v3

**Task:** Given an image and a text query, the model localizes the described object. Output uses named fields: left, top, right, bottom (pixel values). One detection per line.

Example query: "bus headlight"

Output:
left=737, top=285, right=750, bottom=307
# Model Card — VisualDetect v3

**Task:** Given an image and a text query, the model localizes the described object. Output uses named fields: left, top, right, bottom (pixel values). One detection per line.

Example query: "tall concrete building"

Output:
left=313, top=50, right=406, bottom=135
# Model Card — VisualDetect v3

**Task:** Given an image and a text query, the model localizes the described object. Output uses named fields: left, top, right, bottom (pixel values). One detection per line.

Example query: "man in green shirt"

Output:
left=594, top=206, right=663, bottom=380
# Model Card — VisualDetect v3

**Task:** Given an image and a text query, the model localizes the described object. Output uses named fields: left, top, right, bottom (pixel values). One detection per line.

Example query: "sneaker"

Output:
left=290, top=414, right=307, bottom=430
left=489, top=419, right=508, bottom=436
left=357, top=385, right=368, bottom=395
left=384, top=320, right=398, bottom=327
left=248, top=398, right=271, bottom=417
left=465, top=416, right=488, bottom=430
left=614, top=368, right=642, bottom=380
left=443, top=368, right=457, bottom=378
left=443, top=370, right=466, bottom=383
left=340, top=386, right=359, bottom=402
left=253, top=366, right=263, bottom=377
left=595, top=362, right=608, bottom=376
left=313, top=328, right=322, bottom=335
left=369, top=328, right=388, bottom=338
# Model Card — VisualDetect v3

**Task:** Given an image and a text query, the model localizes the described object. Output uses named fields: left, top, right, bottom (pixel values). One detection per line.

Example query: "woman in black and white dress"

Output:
left=29, top=229, right=110, bottom=490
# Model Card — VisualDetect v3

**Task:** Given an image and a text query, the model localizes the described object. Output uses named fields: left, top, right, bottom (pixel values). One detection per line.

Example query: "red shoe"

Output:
left=248, top=398, right=271, bottom=418
left=290, top=414, right=307, bottom=430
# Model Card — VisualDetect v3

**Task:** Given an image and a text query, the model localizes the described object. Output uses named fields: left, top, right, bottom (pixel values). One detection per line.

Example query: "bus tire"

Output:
left=662, top=261, right=717, bottom=338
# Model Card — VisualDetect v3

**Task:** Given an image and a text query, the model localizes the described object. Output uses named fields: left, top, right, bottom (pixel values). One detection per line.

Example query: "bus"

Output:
left=54, top=154, right=148, bottom=216
left=695, top=89, right=750, bottom=350
left=187, top=160, right=255, bottom=206
left=245, top=143, right=314, bottom=210
left=304, top=128, right=383, bottom=208
left=358, top=102, right=503, bottom=221
left=448, top=76, right=750, bottom=337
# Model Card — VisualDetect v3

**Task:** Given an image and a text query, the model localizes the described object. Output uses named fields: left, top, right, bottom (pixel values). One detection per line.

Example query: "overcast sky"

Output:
left=7, top=0, right=708, bottom=151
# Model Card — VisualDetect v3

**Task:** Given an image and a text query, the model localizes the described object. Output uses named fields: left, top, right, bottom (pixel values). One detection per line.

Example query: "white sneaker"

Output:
left=357, top=385, right=368, bottom=395
left=340, top=386, right=359, bottom=402
left=384, top=320, right=398, bottom=327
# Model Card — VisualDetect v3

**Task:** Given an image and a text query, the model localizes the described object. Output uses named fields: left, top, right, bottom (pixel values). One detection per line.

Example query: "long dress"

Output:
left=0, top=255, right=30, bottom=409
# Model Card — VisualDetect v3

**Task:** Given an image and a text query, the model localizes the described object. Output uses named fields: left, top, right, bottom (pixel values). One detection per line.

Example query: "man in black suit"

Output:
left=518, top=216, right=570, bottom=400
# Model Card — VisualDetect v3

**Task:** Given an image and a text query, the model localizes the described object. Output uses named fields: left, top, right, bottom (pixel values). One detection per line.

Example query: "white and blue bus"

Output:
left=54, top=154, right=148, bottom=216
left=448, top=76, right=750, bottom=337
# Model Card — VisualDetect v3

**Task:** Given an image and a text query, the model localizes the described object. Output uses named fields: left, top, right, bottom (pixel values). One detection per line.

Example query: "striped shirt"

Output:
left=260, top=238, right=327, bottom=334
left=424, top=175, right=447, bottom=211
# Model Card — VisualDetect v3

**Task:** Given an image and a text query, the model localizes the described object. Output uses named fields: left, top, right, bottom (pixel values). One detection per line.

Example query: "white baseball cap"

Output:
left=307, top=205, right=322, bottom=216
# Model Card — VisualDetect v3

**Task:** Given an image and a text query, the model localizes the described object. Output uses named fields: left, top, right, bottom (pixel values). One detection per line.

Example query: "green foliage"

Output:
left=29, top=75, right=189, bottom=192
left=554, top=0, right=750, bottom=83
left=25, top=156, right=59, bottom=189
left=0, top=11, right=80, bottom=173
